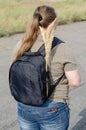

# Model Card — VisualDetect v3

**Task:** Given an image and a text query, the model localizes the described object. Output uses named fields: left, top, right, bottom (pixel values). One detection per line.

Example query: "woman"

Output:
left=12, top=5, right=81, bottom=130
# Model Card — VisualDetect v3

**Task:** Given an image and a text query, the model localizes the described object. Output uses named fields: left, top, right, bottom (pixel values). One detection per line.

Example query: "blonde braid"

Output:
left=40, top=18, right=57, bottom=71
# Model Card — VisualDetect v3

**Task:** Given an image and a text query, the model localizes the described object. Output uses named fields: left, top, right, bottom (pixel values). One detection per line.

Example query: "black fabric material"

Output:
left=9, top=37, right=64, bottom=106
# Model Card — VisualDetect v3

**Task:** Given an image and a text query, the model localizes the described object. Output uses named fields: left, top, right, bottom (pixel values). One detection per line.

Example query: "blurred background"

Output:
left=0, top=0, right=86, bottom=37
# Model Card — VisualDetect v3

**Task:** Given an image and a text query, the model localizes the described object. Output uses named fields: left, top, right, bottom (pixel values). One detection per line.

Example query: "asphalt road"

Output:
left=0, top=21, right=86, bottom=130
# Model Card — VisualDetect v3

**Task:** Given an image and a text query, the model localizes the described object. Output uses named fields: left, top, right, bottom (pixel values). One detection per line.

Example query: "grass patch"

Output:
left=0, top=0, right=86, bottom=37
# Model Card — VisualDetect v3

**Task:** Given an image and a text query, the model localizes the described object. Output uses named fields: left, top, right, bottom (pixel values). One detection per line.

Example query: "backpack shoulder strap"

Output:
left=38, top=37, right=64, bottom=57
left=52, top=37, right=64, bottom=48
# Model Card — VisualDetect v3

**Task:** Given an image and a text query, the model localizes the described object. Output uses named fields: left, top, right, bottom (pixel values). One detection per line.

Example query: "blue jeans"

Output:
left=17, top=100, right=70, bottom=130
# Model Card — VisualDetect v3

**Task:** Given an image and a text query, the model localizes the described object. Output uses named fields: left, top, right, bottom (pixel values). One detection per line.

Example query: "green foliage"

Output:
left=0, top=0, right=86, bottom=37
left=68, top=0, right=86, bottom=2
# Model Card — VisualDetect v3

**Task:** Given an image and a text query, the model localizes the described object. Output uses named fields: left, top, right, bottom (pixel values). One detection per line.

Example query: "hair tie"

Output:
left=33, top=13, right=42, bottom=21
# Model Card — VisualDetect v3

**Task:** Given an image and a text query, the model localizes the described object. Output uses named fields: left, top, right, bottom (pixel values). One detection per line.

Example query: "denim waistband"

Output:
left=17, top=99, right=68, bottom=112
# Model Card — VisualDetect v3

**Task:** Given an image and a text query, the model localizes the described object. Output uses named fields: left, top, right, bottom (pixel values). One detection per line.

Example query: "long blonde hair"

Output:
left=13, top=5, right=57, bottom=64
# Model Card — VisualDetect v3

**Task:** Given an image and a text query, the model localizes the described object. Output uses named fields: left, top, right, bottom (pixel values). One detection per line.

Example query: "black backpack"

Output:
left=9, top=37, right=63, bottom=106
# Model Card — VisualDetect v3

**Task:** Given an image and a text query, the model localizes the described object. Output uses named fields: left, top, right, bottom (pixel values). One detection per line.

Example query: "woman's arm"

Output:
left=65, top=69, right=81, bottom=87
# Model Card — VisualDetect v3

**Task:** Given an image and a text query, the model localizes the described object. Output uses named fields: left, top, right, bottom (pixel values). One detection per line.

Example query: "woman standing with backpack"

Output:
left=10, top=5, right=81, bottom=130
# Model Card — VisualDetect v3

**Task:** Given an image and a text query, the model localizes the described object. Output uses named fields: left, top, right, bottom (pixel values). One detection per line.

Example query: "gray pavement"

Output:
left=0, top=21, right=86, bottom=130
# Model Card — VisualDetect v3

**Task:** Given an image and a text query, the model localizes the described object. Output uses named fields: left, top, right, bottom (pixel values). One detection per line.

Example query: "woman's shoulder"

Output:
left=13, top=40, right=22, bottom=53
left=51, top=40, right=76, bottom=63
left=52, top=41, right=71, bottom=54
